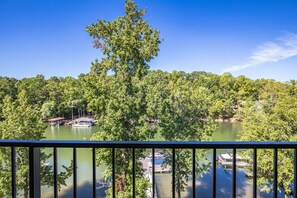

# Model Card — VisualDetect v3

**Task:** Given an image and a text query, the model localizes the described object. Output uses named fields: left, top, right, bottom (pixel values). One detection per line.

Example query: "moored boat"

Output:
left=72, top=117, right=95, bottom=127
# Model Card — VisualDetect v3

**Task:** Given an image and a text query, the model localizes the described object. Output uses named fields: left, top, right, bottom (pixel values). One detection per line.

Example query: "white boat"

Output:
left=72, top=117, right=95, bottom=127
left=218, top=153, right=249, bottom=168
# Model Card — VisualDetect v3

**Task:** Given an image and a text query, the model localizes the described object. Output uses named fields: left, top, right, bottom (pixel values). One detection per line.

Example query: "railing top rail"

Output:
left=0, top=140, right=297, bottom=149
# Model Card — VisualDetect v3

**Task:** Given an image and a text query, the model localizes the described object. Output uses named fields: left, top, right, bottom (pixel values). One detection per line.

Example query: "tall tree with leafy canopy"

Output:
left=0, top=77, right=17, bottom=120
left=86, top=0, right=161, bottom=197
left=238, top=81, right=297, bottom=196
left=156, top=72, right=215, bottom=197
left=0, top=91, right=72, bottom=197
left=16, top=74, right=48, bottom=106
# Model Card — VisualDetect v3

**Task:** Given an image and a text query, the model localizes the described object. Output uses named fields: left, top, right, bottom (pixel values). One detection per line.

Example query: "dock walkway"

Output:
left=141, top=156, right=172, bottom=198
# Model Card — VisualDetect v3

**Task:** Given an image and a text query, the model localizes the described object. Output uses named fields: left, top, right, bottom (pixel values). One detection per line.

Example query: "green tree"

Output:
left=0, top=77, right=17, bottom=120
left=44, top=76, right=64, bottom=117
left=157, top=73, right=215, bottom=197
left=86, top=0, right=161, bottom=197
left=234, top=75, right=259, bottom=103
left=0, top=91, right=72, bottom=197
left=41, top=100, right=56, bottom=119
left=60, top=77, right=85, bottom=119
left=144, top=70, right=170, bottom=123
left=239, top=81, right=297, bottom=196
left=16, top=74, right=48, bottom=106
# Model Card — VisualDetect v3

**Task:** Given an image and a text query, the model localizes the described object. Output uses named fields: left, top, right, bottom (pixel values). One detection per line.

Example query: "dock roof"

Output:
left=73, top=117, right=95, bottom=122
left=48, top=117, right=65, bottom=122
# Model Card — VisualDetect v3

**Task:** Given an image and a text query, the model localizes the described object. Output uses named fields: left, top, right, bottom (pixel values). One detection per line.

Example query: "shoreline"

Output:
left=214, top=117, right=240, bottom=123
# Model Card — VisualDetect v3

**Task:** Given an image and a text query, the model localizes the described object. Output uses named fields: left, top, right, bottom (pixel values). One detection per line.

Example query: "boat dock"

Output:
left=47, top=117, right=65, bottom=126
left=141, top=155, right=171, bottom=198
left=218, top=153, right=249, bottom=168
left=72, top=117, right=96, bottom=127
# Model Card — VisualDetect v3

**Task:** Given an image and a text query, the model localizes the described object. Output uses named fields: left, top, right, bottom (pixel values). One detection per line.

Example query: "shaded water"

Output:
left=42, top=123, right=282, bottom=198
left=212, top=121, right=241, bottom=141
left=42, top=126, right=102, bottom=197
left=155, top=122, right=284, bottom=198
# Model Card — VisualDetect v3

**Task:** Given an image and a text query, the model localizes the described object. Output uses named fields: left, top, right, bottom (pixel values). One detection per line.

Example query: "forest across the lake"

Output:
left=1, top=70, right=296, bottom=196
left=1, top=71, right=295, bottom=122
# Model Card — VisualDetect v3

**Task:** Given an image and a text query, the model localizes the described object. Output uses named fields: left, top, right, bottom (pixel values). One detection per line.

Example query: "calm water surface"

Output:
left=42, top=123, right=282, bottom=198
left=42, top=126, right=103, bottom=197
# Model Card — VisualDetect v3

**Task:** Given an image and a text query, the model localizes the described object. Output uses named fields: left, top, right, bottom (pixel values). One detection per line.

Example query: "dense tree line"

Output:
left=0, top=72, right=290, bottom=122
left=1, top=70, right=295, bottom=196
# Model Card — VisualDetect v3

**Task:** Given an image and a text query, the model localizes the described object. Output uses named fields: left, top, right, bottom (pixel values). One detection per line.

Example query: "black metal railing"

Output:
left=0, top=140, right=297, bottom=198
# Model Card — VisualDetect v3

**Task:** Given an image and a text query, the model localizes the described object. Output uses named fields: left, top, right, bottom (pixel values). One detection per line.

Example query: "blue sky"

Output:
left=0, top=0, right=296, bottom=81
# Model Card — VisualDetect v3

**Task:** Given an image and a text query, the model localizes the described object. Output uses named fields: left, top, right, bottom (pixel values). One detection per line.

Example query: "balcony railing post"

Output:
left=73, top=147, right=77, bottom=198
left=29, top=147, right=41, bottom=198
left=172, top=148, right=175, bottom=198
left=11, top=147, right=16, bottom=198
left=152, top=148, right=155, bottom=198
left=232, top=148, right=236, bottom=198
left=294, top=148, right=297, bottom=198
left=93, top=148, right=96, bottom=198
left=273, top=148, right=278, bottom=198
left=53, top=147, right=58, bottom=198
left=192, top=148, right=196, bottom=198
left=112, top=148, right=116, bottom=198
left=213, top=149, right=216, bottom=198
left=253, top=148, right=257, bottom=198
left=132, top=148, right=136, bottom=198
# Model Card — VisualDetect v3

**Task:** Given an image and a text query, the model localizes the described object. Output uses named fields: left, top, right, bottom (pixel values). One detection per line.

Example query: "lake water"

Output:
left=42, top=122, right=282, bottom=198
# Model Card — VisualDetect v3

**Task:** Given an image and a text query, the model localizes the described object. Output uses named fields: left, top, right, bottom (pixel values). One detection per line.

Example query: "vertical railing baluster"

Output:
left=132, top=148, right=136, bottom=198
left=29, top=147, right=35, bottom=198
left=29, top=147, right=41, bottom=198
left=213, top=149, right=216, bottom=198
left=54, top=147, right=58, bottom=198
left=294, top=148, right=297, bottom=198
left=11, top=147, right=16, bottom=198
left=232, top=148, right=236, bottom=198
left=152, top=148, right=155, bottom=198
left=112, top=148, right=116, bottom=198
left=73, top=147, right=77, bottom=198
left=172, top=148, right=175, bottom=198
left=192, top=148, right=196, bottom=198
left=93, top=148, right=96, bottom=198
left=253, top=148, right=257, bottom=198
left=273, top=148, right=278, bottom=198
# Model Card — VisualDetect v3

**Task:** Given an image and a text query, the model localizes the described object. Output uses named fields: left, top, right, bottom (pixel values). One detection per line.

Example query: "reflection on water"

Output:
left=155, top=163, right=284, bottom=198
left=206, top=122, right=284, bottom=198
left=213, top=122, right=242, bottom=141
left=42, top=123, right=281, bottom=198
left=46, top=125, right=98, bottom=140
left=42, top=125, right=103, bottom=197
left=156, top=167, right=252, bottom=198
